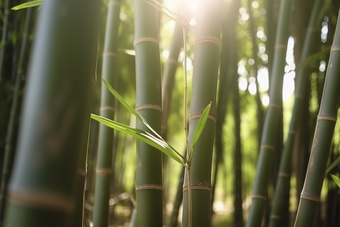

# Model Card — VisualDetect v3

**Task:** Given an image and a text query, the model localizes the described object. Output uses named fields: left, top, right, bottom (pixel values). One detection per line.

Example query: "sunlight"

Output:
left=248, top=76, right=257, bottom=95
left=238, top=77, right=248, bottom=91
left=257, top=67, right=269, bottom=91
left=237, top=36, right=296, bottom=105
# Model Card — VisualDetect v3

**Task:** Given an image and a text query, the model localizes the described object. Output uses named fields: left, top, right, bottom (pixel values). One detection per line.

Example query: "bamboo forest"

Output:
left=1, top=0, right=340, bottom=226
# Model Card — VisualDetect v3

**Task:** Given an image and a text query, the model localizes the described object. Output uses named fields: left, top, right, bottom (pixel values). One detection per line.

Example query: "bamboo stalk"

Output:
left=3, top=1, right=100, bottom=226
left=211, top=0, right=238, bottom=213
left=182, top=0, right=220, bottom=226
left=161, top=21, right=183, bottom=140
left=294, top=7, right=340, bottom=227
left=133, top=0, right=163, bottom=225
left=268, top=0, right=323, bottom=226
left=92, top=1, right=121, bottom=226
left=162, top=19, right=184, bottom=227
left=0, top=5, right=33, bottom=225
left=0, top=0, right=10, bottom=84
left=246, top=0, right=292, bottom=225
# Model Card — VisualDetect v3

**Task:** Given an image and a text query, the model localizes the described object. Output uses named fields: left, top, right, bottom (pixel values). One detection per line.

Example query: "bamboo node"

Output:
left=167, top=58, right=178, bottom=64
left=295, top=93, right=303, bottom=99
left=134, top=37, right=159, bottom=47
left=17, top=68, right=24, bottom=75
left=108, top=0, right=121, bottom=6
left=96, top=168, right=112, bottom=175
left=278, top=172, right=289, bottom=178
left=189, top=112, right=216, bottom=122
left=5, top=144, right=11, bottom=150
left=194, top=36, right=221, bottom=47
left=135, top=184, right=163, bottom=191
left=307, top=26, right=317, bottom=32
left=7, top=189, right=74, bottom=212
left=182, top=185, right=211, bottom=192
left=331, top=46, right=340, bottom=51
left=100, top=105, right=115, bottom=112
left=268, top=103, right=281, bottom=109
left=260, top=144, right=274, bottom=150
left=77, top=169, right=87, bottom=177
left=135, top=104, right=162, bottom=113
left=103, top=51, right=118, bottom=58
left=270, top=215, right=281, bottom=219
left=274, top=44, right=287, bottom=50
left=300, top=194, right=320, bottom=202
left=91, top=77, right=97, bottom=88
left=251, top=195, right=267, bottom=200
left=317, top=115, right=337, bottom=122
left=288, top=129, right=296, bottom=135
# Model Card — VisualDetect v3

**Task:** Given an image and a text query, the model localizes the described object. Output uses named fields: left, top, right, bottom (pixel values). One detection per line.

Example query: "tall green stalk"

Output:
left=182, top=0, right=220, bottom=226
left=162, top=21, right=184, bottom=227
left=211, top=0, right=238, bottom=213
left=246, top=0, right=292, bottom=225
left=167, top=148, right=185, bottom=227
left=232, top=54, right=243, bottom=227
left=93, top=1, right=121, bottom=226
left=294, top=7, right=340, bottom=227
left=133, top=0, right=163, bottom=226
left=268, top=0, right=323, bottom=226
left=247, top=0, right=264, bottom=148
left=161, top=21, right=183, bottom=139
left=3, top=1, right=100, bottom=226
left=0, top=5, right=32, bottom=225
left=0, top=0, right=10, bottom=83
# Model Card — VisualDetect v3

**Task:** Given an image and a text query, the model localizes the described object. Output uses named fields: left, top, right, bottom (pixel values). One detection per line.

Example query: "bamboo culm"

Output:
left=3, top=1, right=100, bottom=226
left=294, top=7, right=340, bottom=227
left=92, top=0, right=121, bottom=226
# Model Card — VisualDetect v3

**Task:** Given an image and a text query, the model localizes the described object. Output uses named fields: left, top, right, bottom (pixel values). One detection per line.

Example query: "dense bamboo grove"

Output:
left=0, top=0, right=340, bottom=226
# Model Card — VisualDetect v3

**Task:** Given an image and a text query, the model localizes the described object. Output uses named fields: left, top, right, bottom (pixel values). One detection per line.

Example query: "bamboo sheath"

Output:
left=93, top=1, right=121, bottom=227
left=246, top=0, right=292, bottom=225
left=182, top=0, right=220, bottom=226
left=3, top=1, right=100, bottom=226
left=268, top=0, right=323, bottom=226
left=133, top=0, right=163, bottom=226
left=294, top=7, right=340, bottom=227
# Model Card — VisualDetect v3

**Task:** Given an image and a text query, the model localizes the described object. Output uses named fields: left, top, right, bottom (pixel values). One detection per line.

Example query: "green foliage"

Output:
left=11, top=1, right=42, bottom=10
left=91, top=113, right=185, bottom=165
left=330, top=174, right=340, bottom=188
left=189, top=101, right=211, bottom=163
left=92, top=79, right=212, bottom=169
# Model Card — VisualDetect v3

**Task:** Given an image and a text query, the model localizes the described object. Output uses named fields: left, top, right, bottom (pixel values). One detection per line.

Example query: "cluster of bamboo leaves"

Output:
left=91, top=79, right=211, bottom=168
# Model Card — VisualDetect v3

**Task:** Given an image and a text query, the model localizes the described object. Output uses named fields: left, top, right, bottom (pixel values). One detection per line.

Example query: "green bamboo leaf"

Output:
left=102, top=78, right=168, bottom=141
left=11, top=0, right=42, bottom=10
left=326, top=156, right=340, bottom=176
left=91, top=113, right=185, bottom=166
left=330, top=174, right=340, bottom=188
left=189, top=101, right=212, bottom=162
left=102, top=79, right=185, bottom=162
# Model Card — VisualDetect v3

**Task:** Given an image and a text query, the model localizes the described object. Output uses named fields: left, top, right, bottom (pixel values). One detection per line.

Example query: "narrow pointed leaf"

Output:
left=330, top=174, right=340, bottom=189
left=326, top=156, right=340, bottom=176
left=11, top=0, right=42, bottom=10
left=189, top=101, right=212, bottom=162
left=102, top=78, right=163, bottom=140
left=91, top=114, right=185, bottom=166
